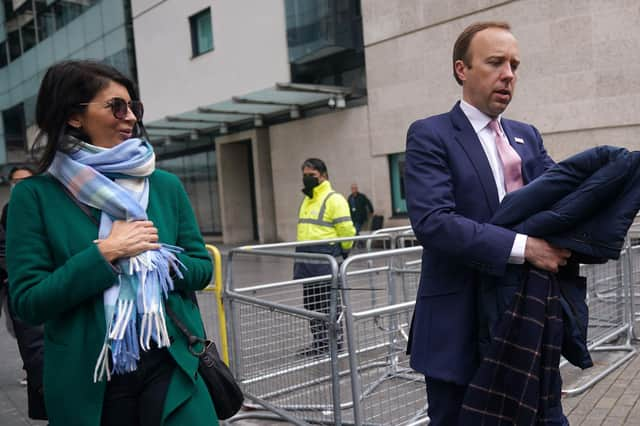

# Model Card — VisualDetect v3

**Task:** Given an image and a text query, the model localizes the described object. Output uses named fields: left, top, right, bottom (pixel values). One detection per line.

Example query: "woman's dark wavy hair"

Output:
left=33, top=60, right=146, bottom=173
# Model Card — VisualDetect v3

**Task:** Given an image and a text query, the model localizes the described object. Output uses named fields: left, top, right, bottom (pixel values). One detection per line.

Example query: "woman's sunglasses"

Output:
left=79, top=97, right=144, bottom=120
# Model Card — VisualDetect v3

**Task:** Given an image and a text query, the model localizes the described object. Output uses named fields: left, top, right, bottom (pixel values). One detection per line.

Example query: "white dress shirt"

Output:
left=459, top=100, right=526, bottom=264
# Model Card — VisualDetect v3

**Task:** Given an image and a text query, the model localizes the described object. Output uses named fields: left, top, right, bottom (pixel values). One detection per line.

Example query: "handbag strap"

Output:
left=165, top=304, right=211, bottom=356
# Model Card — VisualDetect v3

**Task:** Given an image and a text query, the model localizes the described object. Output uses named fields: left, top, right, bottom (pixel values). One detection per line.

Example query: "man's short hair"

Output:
left=8, top=166, right=35, bottom=181
left=452, top=21, right=512, bottom=86
left=301, top=158, right=328, bottom=176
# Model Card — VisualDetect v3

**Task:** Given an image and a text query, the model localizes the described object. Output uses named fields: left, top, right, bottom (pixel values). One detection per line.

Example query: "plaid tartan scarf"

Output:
left=48, top=137, right=185, bottom=382
left=460, top=268, right=563, bottom=425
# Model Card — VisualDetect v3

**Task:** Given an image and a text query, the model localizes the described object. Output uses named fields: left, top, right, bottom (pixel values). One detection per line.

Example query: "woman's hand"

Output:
left=95, top=220, right=160, bottom=262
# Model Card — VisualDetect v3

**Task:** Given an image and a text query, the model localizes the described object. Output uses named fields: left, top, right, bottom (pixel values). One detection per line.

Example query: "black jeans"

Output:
left=293, top=244, right=343, bottom=350
left=6, top=293, right=47, bottom=420
left=425, top=377, right=467, bottom=426
left=101, top=347, right=176, bottom=426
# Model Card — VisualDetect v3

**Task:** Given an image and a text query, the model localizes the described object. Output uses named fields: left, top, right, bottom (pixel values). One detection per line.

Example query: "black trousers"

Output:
left=425, top=377, right=466, bottom=426
left=293, top=245, right=343, bottom=349
left=101, top=347, right=176, bottom=426
left=6, top=296, right=47, bottom=420
left=425, top=376, right=569, bottom=426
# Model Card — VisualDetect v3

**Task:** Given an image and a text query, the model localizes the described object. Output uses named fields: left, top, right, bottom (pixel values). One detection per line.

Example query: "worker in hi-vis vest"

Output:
left=294, top=158, right=355, bottom=357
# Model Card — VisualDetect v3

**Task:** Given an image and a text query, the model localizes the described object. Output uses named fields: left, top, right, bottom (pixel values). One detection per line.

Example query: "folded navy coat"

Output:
left=488, top=145, right=640, bottom=367
left=493, top=145, right=640, bottom=262
left=466, top=146, right=640, bottom=424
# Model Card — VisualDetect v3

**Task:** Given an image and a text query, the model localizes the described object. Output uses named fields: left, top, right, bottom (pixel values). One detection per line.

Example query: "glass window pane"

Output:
left=189, top=8, right=213, bottom=57
left=197, top=12, right=212, bottom=52
left=389, top=153, right=407, bottom=215
left=157, top=146, right=221, bottom=235
left=7, top=29, right=21, bottom=61
left=37, top=9, right=56, bottom=41
left=0, top=42, right=7, bottom=68
left=54, top=1, right=84, bottom=28
left=21, top=17, right=37, bottom=52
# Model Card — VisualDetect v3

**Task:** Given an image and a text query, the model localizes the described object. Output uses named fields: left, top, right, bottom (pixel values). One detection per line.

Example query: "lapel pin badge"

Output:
left=514, top=137, right=525, bottom=144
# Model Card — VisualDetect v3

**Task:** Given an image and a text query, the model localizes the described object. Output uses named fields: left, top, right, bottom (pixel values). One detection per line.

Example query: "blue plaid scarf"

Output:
left=48, top=137, right=185, bottom=382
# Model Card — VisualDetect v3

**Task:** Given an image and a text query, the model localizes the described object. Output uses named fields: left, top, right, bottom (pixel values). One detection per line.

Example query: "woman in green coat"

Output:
left=6, top=60, right=218, bottom=426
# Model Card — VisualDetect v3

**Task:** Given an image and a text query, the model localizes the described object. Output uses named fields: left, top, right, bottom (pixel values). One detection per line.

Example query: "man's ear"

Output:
left=67, top=114, right=82, bottom=129
left=454, top=60, right=467, bottom=83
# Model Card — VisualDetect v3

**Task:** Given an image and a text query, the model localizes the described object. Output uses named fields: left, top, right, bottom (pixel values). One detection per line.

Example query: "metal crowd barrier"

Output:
left=341, top=247, right=427, bottom=426
left=216, top=229, right=639, bottom=422
left=560, top=240, right=637, bottom=395
left=222, top=233, right=421, bottom=425
left=194, top=244, right=231, bottom=365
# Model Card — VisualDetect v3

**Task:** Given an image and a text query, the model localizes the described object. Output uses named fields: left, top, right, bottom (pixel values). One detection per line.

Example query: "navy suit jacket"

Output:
left=405, top=102, right=554, bottom=385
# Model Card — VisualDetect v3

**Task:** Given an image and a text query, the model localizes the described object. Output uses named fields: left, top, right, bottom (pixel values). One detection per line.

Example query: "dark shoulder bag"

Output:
left=165, top=305, right=244, bottom=420
left=59, top=181, right=244, bottom=419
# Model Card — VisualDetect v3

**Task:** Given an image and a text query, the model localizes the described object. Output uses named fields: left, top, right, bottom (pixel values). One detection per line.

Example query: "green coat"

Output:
left=6, top=170, right=217, bottom=426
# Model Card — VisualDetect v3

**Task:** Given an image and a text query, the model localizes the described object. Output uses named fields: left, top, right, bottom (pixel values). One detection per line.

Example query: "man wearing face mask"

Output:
left=294, top=158, right=355, bottom=356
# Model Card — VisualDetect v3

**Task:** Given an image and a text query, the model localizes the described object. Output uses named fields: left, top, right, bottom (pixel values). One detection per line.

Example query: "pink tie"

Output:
left=489, top=119, right=523, bottom=193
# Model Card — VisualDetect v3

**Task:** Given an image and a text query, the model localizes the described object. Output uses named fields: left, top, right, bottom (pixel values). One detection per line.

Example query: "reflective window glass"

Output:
left=189, top=7, right=213, bottom=57
left=37, top=8, right=56, bottom=41
left=389, top=153, right=407, bottom=215
left=7, top=29, right=21, bottom=61
left=0, top=42, right=7, bottom=68
left=54, top=0, right=84, bottom=28
left=157, top=146, right=221, bottom=234
left=21, top=16, right=37, bottom=52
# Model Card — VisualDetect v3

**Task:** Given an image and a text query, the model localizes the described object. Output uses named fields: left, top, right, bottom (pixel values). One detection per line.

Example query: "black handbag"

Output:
left=166, top=305, right=243, bottom=420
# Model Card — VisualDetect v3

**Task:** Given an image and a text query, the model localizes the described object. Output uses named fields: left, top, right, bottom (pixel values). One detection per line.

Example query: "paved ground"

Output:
left=1, top=243, right=639, bottom=425
left=563, top=350, right=640, bottom=426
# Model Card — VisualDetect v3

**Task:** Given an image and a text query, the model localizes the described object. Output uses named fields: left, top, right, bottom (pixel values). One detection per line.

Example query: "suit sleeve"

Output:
left=532, top=124, right=555, bottom=171
left=405, top=120, right=516, bottom=276
left=7, top=184, right=118, bottom=325
left=173, top=179, right=213, bottom=292
left=329, top=194, right=356, bottom=250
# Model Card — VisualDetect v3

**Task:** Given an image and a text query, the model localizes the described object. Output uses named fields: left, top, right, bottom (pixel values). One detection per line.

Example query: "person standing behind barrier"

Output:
left=294, top=158, right=355, bottom=356
left=6, top=60, right=216, bottom=426
left=404, top=22, right=571, bottom=425
left=347, top=184, right=374, bottom=235
left=0, top=166, right=48, bottom=421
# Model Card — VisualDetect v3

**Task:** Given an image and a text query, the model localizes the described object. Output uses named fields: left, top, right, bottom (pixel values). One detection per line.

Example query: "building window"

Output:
left=2, top=103, right=27, bottom=163
left=156, top=145, right=221, bottom=235
left=389, top=153, right=407, bottom=216
left=0, top=42, right=8, bottom=69
left=189, top=8, right=214, bottom=57
left=285, top=0, right=366, bottom=90
left=21, top=16, right=38, bottom=53
left=36, top=5, right=57, bottom=42
left=7, top=28, right=22, bottom=61
left=54, top=0, right=85, bottom=28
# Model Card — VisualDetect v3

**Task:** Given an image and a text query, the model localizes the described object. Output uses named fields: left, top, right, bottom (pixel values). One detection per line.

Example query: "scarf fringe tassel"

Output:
left=93, top=245, right=186, bottom=382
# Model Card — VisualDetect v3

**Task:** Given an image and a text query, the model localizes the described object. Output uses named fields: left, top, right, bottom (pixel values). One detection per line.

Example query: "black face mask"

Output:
left=302, top=175, right=320, bottom=198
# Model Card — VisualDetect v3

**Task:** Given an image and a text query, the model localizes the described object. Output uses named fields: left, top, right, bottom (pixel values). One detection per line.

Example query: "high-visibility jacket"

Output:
left=297, top=180, right=355, bottom=251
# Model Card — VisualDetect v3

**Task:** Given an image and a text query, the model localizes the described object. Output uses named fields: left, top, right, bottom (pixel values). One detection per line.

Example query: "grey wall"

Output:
left=268, top=106, right=401, bottom=243
left=216, top=139, right=255, bottom=243
left=362, top=0, right=640, bottom=160
left=252, top=128, right=277, bottom=243
left=216, top=129, right=278, bottom=243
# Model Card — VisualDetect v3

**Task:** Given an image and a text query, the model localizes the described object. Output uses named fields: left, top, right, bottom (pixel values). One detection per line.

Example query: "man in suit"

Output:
left=405, top=21, right=572, bottom=425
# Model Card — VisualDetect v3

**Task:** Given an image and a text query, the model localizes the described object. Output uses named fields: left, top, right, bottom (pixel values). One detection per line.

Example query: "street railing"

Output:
left=213, top=228, right=640, bottom=423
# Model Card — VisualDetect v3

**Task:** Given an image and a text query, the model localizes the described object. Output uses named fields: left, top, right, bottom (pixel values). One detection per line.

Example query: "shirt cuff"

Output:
left=508, top=234, right=527, bottom=264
